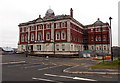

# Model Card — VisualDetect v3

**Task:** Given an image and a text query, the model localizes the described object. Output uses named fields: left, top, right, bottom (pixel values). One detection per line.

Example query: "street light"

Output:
left=109, top=17, right=113, bottom=61
left=26, top=31, right=29, bottom=57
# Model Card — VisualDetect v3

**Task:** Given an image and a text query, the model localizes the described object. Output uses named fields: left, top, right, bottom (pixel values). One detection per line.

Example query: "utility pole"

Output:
left=54, top=23, right=55, bottom=56
left=26, top=27, right=29, bottom=57
left=109, top=17, right=113, bottom=61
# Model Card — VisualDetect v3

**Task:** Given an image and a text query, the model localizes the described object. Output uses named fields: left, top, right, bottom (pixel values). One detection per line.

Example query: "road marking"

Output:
left=24, top=65, right=42, bottom=69
left=64, top=65, right=79, bottom=70
left=45, top=74, right=73, bottom=79
left=38, top=65, right=62, bottom=71
left=44, top=74, right=97, bottom=81
left=32, top=77, right=63, bottom=83
left=1, top=61, right=26, bottom=65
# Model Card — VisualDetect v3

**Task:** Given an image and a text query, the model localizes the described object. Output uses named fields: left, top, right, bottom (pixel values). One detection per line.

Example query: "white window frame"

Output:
left=46, top=23, right=50, bottom=29
left=91, top=37, right=94, bottom=41
left=95, top=36, right=99, bottom=41
left=104, top=46, right=106, bottom=50
left=91, top=28, right=93, bottom=32
left=99, top=46, right=101, bottom=50
left=21, top=34, right=24, bottom=42
left=99, top=37, right=101, bottom=41
left=62, top=44, right=65, bottom=51
left=56, top=44, right=59, bottom=51
left=71, top=45, right=73, bottom=51
left=22, top=28, right=24, bottom=32
left=103, top=35, right=106, bottom=41
left=31, top=33, right=34, bottom=41
left=56, top=31, right=60, bottom=40
left=38, top=24, right=43, bottom=30
left=46, top=32, right=50, bottom=40
left=61, top=22, right=65, bottom=28
left=31, top=26, right=34, bottom=31
left=91, top=46, right=94, bottom=50
left=37, top=45, right=41, bottom=51
left=38, top=32, right=43, bottom=41
left=61, top=31, right=66, bottom=40
left=56, top=23, right=60, bottom=28
left=25, top=34, right=28, bottom=42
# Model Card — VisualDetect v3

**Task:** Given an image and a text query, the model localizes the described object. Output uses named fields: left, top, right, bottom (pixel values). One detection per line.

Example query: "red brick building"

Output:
left=18, top=8, right=111, bottom=56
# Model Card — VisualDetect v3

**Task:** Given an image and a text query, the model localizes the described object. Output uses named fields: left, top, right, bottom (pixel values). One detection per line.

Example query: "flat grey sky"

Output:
left=0, top=0, right=119, bottom=48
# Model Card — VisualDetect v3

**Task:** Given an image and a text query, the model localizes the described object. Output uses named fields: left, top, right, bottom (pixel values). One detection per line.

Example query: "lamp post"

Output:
left=25, top=32, right=28, bottom=57
left=109, top=17, right=113, bottom=61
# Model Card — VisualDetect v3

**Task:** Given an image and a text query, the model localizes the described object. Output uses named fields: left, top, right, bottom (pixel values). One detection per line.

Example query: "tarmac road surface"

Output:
left=2, top=54, right=119, bottom=83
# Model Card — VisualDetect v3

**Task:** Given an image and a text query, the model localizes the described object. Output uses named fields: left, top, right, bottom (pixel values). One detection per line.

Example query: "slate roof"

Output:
left=18, top=15, right=84, bottom=27
left=85, top=18, right=109, bottom=28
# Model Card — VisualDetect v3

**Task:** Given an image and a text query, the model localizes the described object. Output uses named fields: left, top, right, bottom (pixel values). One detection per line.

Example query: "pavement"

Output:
left=63, top=60, right=120, bottom=75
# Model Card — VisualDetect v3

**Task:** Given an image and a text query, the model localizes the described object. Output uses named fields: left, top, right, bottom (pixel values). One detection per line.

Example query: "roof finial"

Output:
left=97, top=18, right=100, bottom=21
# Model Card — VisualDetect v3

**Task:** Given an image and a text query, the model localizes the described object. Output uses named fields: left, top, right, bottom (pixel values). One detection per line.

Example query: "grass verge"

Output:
left=90, top=59, right=120, bottom=69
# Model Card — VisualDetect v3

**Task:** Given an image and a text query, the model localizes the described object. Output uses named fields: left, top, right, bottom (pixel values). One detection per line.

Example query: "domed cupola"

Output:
left=46, top=8, right=54, bottom=15
left=93, top=18, right=104, bottom=26
left=44, top=8, right=55, bottom=19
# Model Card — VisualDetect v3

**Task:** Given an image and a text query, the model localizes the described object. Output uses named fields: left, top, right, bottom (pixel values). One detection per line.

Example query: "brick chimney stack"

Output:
left=70, top=8, right=73, bottom=17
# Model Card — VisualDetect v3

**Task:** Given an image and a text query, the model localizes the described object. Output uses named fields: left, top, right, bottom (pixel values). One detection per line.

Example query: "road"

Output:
left=2, top=54, right=119, bottom=83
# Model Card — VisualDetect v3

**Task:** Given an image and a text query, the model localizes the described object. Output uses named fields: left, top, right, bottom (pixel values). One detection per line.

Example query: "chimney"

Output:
left=70, top=8, right=73, bottom=17
left=39, top=15, right=41, bottom=18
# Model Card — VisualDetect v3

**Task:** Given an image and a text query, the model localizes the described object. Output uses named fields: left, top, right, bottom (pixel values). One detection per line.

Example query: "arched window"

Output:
left=99, top=36, right=101, bottom=41
left=46, top=32, right=50, bottom=40
left=21, top=34, right=24, bottom=42
left=31, top=26, right=34, bottom=31
left=61, top=31, right=66, bottom=40
left=95, top=36, right=99, bottom=41
left=31, top=33, right=34, bottom=41
left=38, top=32, right=42, bottom=41
left=25, top=34, right=28, bottom=42
left=22, top=28, right=24, bottom=32
left=91, top=37, right=94, bottom=41
left=56, top=31, right=60, bottom=40
left=46, top=23, right=51, bottom=28
left=38, top=24, right=43, bottom=30
left=61, top=22, right=64, bottom=27
left=103, top=35, right=106, bottom=41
